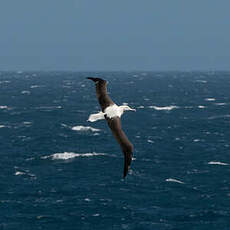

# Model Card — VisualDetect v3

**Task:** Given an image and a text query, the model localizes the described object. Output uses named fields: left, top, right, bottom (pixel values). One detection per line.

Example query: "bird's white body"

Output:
left=88, top=104, right=135, bottom=122
left=105, top=104, right=123, bottom=118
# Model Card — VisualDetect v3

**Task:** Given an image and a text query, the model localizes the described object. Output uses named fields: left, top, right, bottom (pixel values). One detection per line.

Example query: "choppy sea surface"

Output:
left=1, top=71, right=230, bottom=230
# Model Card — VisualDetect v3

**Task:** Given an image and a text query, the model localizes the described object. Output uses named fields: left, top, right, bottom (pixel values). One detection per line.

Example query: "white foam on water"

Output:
left=208, top=161, right=229, bottom=166
left=0, top=80, right=10, bottom=84
left=30, top=85, right=40, bottom=88
left=166, top=178, right=185, bottom=184
left=93, top=133, right=100, bottom=136
left=205, top=98, right=216, bottom=101
left=72, top=125, right=100, bottom=132
left=215, top=103, right=227, bottom=106
left=196, top=80, right=207, bottom=83
left=92, top=214, right=100, bottom=217
left=147, top=139, right=154, bottom=143
left=36, top=106, right=62, bottom=110
left=15, top=170, right=36, bottom=178
left=21, top=90, right=31, bottom=95
left=0, top=106, right=8, bottom=109
left=137, top=106, right=144, bottom=109
left=208, top=114, right=230, bottom=120
left=198, top=105, right=206, bottom=109
left=0, top=125, right=6, bottom=128
left=42, top=152, right=107, bottom=160
left=193, top=139, right=201, bottom=142
left=149, top=105, right=178, bottom=111
left=23, top=121, right=32, bottom=126
left=15, top=171, right=26, bottom=176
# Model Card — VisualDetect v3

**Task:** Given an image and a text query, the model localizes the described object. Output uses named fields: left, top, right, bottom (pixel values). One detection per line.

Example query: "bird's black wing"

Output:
left=87, top=77, right=114, bottom=112
left=106, top=117, right=133, bottom=178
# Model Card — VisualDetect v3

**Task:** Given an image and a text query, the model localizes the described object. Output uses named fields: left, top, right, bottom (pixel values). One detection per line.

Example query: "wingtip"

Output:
left=123, top=153, right=132, bottom=179
left=87, top=77, right=106, bottom=83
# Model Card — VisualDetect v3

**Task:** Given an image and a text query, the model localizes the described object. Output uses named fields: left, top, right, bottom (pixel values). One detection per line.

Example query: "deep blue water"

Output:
left=1, top=71, right=230, bottom=230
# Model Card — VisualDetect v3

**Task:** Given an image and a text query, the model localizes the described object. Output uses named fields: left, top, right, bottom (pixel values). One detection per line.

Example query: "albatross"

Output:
left=87, top=77, right=135, bottom=178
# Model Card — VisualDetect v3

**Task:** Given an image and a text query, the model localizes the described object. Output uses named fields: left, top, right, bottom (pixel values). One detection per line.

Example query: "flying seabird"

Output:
left=87, top=77, right=135, bottom=178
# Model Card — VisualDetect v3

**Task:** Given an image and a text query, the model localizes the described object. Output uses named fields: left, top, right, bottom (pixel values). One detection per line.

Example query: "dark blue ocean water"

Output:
left=1, top=71, right=230, bottom=230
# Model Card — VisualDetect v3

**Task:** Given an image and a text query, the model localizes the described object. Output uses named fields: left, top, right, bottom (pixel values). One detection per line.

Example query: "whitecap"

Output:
left=92, top=214, right=100, bottom=217
left=72, top=125, right=100, bottom=132
left=15, top=171, right=36, bottom=178
left=205, top=98, right=216, bottom=101
left=0, top=125, right=6, bottom=128
left=23, top=121, right=32, bottom=125
left=198, top=105, right=206, bottom=109
left=193, top=139, right=200, bottom=142
left=15, top=171, right=26, bottom=176
left=42, top=152, right=107, bottom=160
left=166, top=178, right=185, bottom=184
left=208, top=114, right=230, bottom=120
left=137, top=106, right=144, bottom=109
left=208, top=161, right=229, bottom=166
left=30, top=85, right=40, bottom=88
left=196, top=80, right=207, bottom=83
left=0, top=106, right=8, bottom=109
left=93, top=133, right=100, bottom=136
left=21, top=90, right=31, bottom=95
left=149, top=105, right=178, bottom=111
left=147, top=140, right=154, bottom=143
left=215, top=103, right=227, bottom=106
left=36, top=106, right=62, bottom=110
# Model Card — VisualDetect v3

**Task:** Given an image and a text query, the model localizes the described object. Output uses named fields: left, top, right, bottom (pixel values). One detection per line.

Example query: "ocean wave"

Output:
left=208, top=115, right=230, bottom=120
left=15, top=171, right=26, bottom=176
left=14, top=169, right=36, bottom=178
left=166, top=178, right=185, bottom=184
left=147, top=139, right=154, bottom=143
left=30, top=85, right=43, bottom=88
left=149, top=105, right=178, bottom=111
left=42, top=152, right=107, bottom=160
left=72, top=125, right=100, bottom=132
left=0, top=106, right=9, bottom=109
left=36, top=106, right=62, bottom=110
left=205, top=98, right=216, bottom=101
left=0, top=80, right=11, bottom=84
left=198, top=105, right=206, bottom=109
left=21, top=90, right=31, bottom=95
left=195, top=80, right=207, bottom=83
left=208, top=161, right=229, bottom=166
left=215, top=103, right=227, bottom=106
left=0, top=125, right=6, bottom=128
